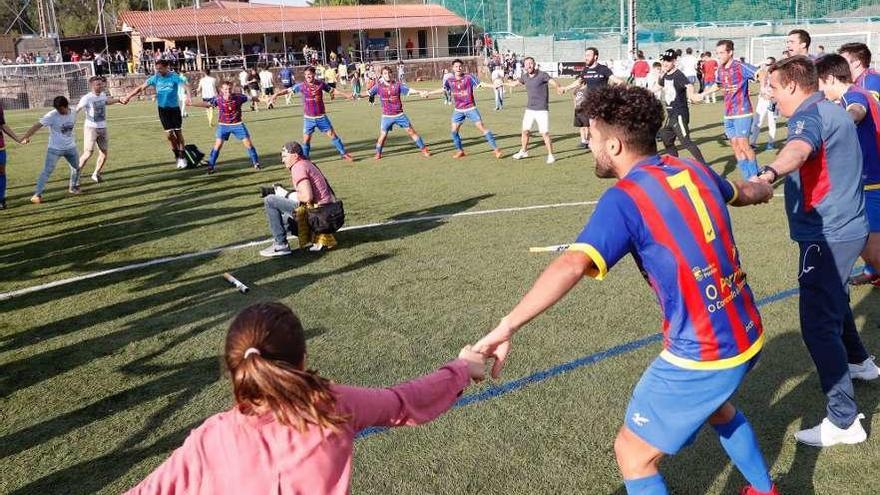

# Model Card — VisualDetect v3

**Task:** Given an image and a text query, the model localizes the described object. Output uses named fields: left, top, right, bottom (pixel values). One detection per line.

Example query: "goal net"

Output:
left=0, top=62, right=96, bottom=111
left=749, top=31, right=872, bottom=63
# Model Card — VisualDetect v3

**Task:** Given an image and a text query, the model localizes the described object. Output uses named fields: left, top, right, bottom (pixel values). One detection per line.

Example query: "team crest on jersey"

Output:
left=632, top=413, right=650, bottom=427
left=793, top=119, right=806, bottom=135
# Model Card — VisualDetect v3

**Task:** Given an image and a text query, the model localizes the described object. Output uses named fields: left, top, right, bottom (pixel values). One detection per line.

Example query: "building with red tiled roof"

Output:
left=119, top=1, right=470, bottom=66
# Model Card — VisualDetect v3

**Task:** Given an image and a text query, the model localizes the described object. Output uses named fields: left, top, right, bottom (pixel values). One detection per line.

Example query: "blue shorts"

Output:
left=380, top=114, right=412, bottom=132
left=216, top=123, right=250, bottom=141
left=866, top=188, right=880, bottom=233
left=624, top=354, right=757, bottom=454
left=687, top=75, right=698, bottom=85
left=304, top=115, right=333, bottom=135
left=451, top=108, right=483, bottom=124
left=0, top=149, right=6, bottom=166
left=723, top=116, right=753, bottom=139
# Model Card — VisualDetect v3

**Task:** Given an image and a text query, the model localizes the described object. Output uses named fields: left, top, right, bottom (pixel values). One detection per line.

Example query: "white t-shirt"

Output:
left=238, top=70, right=249, bottom=87
left=198, top=76, right=217, bottom=99
left=259, top=70, right=274, bottom=88
left=680, top=55, right=698, bottom=78
left=491, top=67, right=505, bottom=88
left=39, top=109, right=77, bottom=150
left=77, top=92, right=108, bottom=129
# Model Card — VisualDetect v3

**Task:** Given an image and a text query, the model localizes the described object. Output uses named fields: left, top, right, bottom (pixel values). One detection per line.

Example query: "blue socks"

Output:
left=451, top=131, right=463, bottom=150
left=302, top=142, right=311, bottom=158
left=247, top=146, right=259, bottom=165
left=624, top=474, right=668, bottom=495
left=331, top=136, right=347, bottom=156
left=414, top=136, right=425, bottom=150
left=208, top=148, right=220, bottom=168
left=375, top=143, right=384, bottom=155
left=712, top=411, right=773, bottom=493
left=484, top=131, right=497, bottom=149
left=0, top=173, right=5, bottom=201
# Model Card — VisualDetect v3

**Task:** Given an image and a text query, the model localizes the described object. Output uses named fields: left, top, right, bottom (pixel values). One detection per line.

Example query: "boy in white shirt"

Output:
left=21, top=96, right=80, bottom=203
left=198, top=68, right=218, bottom=127
left=491, top=64, right=505, bottom=110
left=77, top=76, right=121, bottom=183
left=258, top=66, right=275, bottom=109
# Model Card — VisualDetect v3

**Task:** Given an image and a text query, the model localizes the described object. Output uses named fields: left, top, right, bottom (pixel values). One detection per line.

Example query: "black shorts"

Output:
left=327, top=82, right=337, bottom=89
left=158, top=106, right=182, bottom=131
left=263, top=87, right=274, bottom=96
left=573, top=111, right=589, bottom=128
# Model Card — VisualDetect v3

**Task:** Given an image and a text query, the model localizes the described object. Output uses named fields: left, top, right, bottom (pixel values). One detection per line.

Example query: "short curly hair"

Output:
left=578, top=85, right=663, bottom=155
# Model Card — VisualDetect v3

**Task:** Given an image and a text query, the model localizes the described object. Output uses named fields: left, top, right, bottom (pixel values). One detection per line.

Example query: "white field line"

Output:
left=0, top=200, right=599, bottom=302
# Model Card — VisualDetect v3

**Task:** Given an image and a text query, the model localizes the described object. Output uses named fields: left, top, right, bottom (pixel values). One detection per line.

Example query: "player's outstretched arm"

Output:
left=561, top=79, right=582, bottom=92
left=422, top=87, right=445, bottom=97
left=549, top=78, right=564, bottom=95
left=1, top=124, right=23, bottom=144
left=121, top=83, right=148, bottom=104
left=473, top=251, right=594, bottom=379
left=188, top=99, right=212, bottom=109
left=755, top=139, right=812, bottom=183
left=846, top=103, right=868, bottom=124
left=19, top=122, right=44, bottom=144
left=729, top=180, right=774, bottom=206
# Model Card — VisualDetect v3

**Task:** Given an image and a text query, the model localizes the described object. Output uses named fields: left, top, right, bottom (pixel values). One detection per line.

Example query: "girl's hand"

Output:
left=458, top=345, right=486, bottom=382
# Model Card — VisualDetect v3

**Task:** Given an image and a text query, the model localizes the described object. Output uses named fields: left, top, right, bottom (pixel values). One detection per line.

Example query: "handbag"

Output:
left=305, top=163, right=345, bottom=234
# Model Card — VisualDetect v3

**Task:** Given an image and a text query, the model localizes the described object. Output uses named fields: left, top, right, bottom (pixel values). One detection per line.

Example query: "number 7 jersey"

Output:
left=571, top=155, right=764, bottom=370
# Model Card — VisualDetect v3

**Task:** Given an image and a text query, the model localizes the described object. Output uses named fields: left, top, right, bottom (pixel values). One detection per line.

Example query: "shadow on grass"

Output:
left=1, top=253, right=389, bottom=495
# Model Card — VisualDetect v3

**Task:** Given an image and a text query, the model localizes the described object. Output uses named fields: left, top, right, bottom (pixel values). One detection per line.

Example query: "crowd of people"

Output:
left=3, top=27, right=880, bottom=495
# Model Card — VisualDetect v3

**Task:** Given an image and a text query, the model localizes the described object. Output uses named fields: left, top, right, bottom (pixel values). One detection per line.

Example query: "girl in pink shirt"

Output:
left=125, top=302, right=485, bottom=495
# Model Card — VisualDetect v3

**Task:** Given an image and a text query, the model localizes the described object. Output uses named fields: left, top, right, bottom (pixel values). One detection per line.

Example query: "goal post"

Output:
left=0, top=62, right=96, bottom=111
left=749, top=32, right=872, bottom=63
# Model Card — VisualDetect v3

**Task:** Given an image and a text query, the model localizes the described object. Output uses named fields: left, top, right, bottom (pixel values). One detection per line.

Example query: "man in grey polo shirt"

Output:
left=756, top=55, right=878, bottom=447
left=508, top=57, right=562, bottom=164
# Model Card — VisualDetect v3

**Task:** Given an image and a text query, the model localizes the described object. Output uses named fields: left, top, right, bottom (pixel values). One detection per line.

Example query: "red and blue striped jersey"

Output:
left=855, top=69, right=880, bottom=100
left=716, top=60, right=757, bottom=117
left=293, top=81, right=333, bottom=117
left=573, top=155, right=764, bottom=369
left=368, top=81, right=410, bottom=116
left=443, top=74, right=479, bottom=110
left=841, top=86, right=880, bottom=188
left=207, top=93, right=249, bottom=125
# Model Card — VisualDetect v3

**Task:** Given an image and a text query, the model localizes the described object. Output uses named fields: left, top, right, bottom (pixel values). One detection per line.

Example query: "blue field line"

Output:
left=356, top=283, right=807, bottom=440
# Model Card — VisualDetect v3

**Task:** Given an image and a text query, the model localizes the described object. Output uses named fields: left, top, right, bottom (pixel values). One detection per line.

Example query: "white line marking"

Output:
left=0, top=200, right=598, bottom=302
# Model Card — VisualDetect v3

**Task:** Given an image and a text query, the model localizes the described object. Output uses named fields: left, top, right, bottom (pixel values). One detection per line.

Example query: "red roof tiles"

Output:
left=119, top=3, right=468, bottom=38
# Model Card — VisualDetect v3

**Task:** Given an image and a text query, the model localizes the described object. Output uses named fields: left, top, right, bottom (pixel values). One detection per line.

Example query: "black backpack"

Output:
left=182, top=144, right=205, bottom=168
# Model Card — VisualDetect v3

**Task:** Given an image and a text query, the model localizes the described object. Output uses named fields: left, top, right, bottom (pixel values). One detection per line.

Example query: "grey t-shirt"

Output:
left=519, top=70, right=551, bottom=111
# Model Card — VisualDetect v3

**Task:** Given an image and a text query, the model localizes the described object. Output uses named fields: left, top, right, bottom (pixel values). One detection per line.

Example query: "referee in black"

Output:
left=656, top=49, right=707, bottom=165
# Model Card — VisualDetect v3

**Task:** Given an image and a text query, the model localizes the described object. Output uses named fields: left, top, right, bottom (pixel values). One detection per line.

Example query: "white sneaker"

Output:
left=546, top=154, right=556, bottom=164
left=176, top=158, right=187, bottom=169
left=259, top=243, right=292, bottom=257
left=795, top=415, right=867, bottom=447
left=308, top=243, right=327, bottom=252
left=91, top=172, right=102, bottom=183
left=512, top=150, right=529, bottom=160
left=850, top=356, right=880, bottom=381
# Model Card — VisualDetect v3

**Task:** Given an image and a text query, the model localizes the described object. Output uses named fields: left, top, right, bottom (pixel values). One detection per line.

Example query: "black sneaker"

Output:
left=253, top=163, right=262, bottom=170
left=0, top=199, right=6, bottom=210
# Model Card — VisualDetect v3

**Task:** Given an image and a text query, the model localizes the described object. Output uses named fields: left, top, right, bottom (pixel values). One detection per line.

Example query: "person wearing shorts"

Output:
left=364, top=66, right=429, bottom=159
left=473, top=84, right=778, bottom=495
left=121, top=60, right=191, bottom=169
left=423, top=59, right=503, bottom=159
left=507, top=57, right=561, bottom=164
left=269, top=66, right=355, bottom=162
left=77, top=76, right=120, bottom=183
left=190, top=81, right=261, bottom=173
left=259, top=66, right=275, bottom=109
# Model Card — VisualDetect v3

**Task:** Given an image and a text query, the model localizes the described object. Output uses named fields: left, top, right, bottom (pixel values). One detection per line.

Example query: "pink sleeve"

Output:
left=291, top=163, right=306, bottom=186
left=336, top=359, right=471, bottom=432
left=123, top=427, right=207, bottom=495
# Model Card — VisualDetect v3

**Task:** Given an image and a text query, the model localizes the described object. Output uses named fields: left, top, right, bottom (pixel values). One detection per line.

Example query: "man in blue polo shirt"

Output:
left=756, top=55, right=877, bottom=447
left=121, top=60, right=191, bottom=169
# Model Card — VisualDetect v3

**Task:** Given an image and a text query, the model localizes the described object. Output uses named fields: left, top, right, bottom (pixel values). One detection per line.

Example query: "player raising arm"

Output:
left=474, top=85, right=778, bottom=495
left=362, top=66, right=430, bottom=159
left=189, top=81, right=262, bottom=173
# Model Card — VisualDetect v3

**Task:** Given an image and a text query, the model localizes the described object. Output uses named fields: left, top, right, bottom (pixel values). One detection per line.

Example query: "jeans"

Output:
left=494, top=87, right=504, bottom=109
left=798, top=238, right=870, bottom=428
left=35, top=147, right=79, bottom=196
left=263, top=194, right=299, bottom=245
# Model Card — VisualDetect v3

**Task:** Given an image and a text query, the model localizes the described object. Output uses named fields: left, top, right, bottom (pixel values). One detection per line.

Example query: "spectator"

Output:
left=184, top=46, right=195, bottom=71
left=631, top=51, right=649, bottom=88
left=123, top=301, right=485, bottom=494
left=405, top=38, right=414, bottom=59
left=260, top=141, right=340, bottom=256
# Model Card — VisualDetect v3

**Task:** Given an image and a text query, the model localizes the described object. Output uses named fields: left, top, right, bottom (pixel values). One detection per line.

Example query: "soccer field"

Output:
left=1, top=84, right=879, bottom=494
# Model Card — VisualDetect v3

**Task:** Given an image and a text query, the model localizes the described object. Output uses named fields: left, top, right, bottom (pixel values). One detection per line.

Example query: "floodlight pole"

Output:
left=628, top=0, right=636, bottom=58
left=506, top=0, right=511, bottom=33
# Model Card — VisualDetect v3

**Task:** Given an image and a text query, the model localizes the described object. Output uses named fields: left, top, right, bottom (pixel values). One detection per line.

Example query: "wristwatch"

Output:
left=759, top=165, right=779, bottom=182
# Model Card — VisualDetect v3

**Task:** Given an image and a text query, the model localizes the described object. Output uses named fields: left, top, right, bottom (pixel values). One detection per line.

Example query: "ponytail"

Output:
left=226, top=303, right=349, bottom=432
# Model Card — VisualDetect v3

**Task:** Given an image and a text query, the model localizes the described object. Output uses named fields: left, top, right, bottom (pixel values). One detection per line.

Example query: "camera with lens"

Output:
left=259, top=183, right=294, bottom=199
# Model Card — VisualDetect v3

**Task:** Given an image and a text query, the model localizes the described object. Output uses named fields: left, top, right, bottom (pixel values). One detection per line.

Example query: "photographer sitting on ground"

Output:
left=261, top=141, right=339, bottom=257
